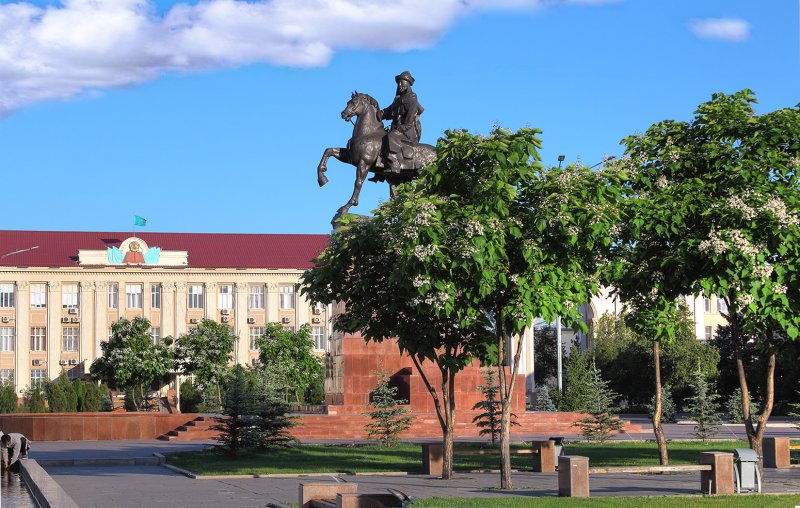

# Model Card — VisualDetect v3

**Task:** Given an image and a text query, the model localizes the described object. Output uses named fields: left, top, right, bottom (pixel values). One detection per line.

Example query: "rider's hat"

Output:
left=395, top=71, right=415, bottom=85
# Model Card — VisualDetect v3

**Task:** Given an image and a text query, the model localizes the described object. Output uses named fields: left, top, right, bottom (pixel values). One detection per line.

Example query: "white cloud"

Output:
left=689, top=18, right=750, bottom=43
left=0, top=0, right=616, bottom=114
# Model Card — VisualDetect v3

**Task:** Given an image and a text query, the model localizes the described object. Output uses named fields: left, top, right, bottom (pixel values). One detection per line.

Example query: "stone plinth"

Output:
left=763, top=437, right=791, bottom=469
left=558, top=455, right=589, bottom=497
left=532, top=439, right=556, bottom=473
left=699, top=451, right=734, bottom=494
left=299, top=482, right=358, bottom=507
left=422, top=443, right=443, bottom=476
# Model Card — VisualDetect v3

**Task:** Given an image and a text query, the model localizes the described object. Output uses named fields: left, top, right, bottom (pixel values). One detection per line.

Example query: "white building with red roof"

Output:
left=0, top=230, right=329, bottom=394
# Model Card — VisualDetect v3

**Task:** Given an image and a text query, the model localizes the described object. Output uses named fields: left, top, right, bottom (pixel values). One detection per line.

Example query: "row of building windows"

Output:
left=0, top=325, right=328, bottom=352
left=0, top=284, right=306, bottom=312
left=0, top=368, right=83, bottom=387
left=703, top=296, right=728, bottom=314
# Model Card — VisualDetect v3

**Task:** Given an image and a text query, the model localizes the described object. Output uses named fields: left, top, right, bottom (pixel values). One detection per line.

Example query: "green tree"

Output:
left=0, top=383, right=18, bottom=413
left=179, top=379, right=204, bottom=413
left=79, top=381, right=108, bottom=412
left=685, top=371, right=722, bottom=443
left=212, top=365, right=257, bottom=455
left=365, top=370, right=414, bottom=447
left=615, top=90, right=800, bottom=463
left=647, top=383, right=677, bottom=424
left=561, top=343, right=593, bottom=412
left=471, top=369, right=516, bottom=444
left=25, top=383, right=47, bottom=413
left=175, top=319, right=238, bottom=407
left=89, top=317, right=174, bottom=411
left=533, top=384, right=557, bottom=412
left=256, top=323, right=322, bottom=403
left=46, top=372, right=78, bottom=412
left=574, top=361, right=624, bottom=442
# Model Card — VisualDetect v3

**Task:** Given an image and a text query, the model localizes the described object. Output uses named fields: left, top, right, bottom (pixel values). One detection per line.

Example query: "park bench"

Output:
left=557, top=452, right=733, bottom=497
left=299, top=483, right=410, bottom=508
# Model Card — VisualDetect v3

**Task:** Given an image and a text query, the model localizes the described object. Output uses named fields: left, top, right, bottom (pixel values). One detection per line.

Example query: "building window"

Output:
left=30, top=284, right=46, bottom=308
left=249, top=285, right=264, bottom=309
left=62, top=326, right=79, bottom=352
left=717, top=297, right=727, bottom=314
left=151, top=285, right=161, bottom=309
left=311, top=326, right=326, bottom=350
left=151, top=327, right=161, bottom=345
left=126, top=284, right=143, bottom=309
left=218, top=285, right=233, bottom=310
left=0, top=284, right=14, bottom=308
left=0, top=369, right=13, bottom=384
left=30, top=369, right=46, bottom=387
left=0, top=327, right=14, bottom=351
left=62, top=284, right=78, bottom=309
left=704, top=326, right=713, bottom=341
left=279, top=286, right=295, bottom=310
left=30, top=327, right=46, bottom=352
left=108, top=284, right=118, bottom=309
left=249, top=327, right=265, bottom=351
left=703, top=297, right=711, bottom=313
left=188, top=285, right=204, bottom=309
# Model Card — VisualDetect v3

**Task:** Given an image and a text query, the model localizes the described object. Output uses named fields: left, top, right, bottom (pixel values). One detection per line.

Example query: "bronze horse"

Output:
left=317, top=92, right=436, bottom=218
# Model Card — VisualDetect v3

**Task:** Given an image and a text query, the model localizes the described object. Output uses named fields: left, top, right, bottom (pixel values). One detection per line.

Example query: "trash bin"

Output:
left=552, top=437, right=566, bottom=462
left=733, top=448, right=761, bottom=493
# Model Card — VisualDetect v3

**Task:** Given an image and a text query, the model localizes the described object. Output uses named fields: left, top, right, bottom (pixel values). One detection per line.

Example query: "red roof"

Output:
left=0, top=230, right=329, bottom=269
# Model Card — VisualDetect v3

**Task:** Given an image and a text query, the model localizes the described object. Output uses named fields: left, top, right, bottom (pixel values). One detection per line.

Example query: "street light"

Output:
left=557, top=155, right=565, bottom=168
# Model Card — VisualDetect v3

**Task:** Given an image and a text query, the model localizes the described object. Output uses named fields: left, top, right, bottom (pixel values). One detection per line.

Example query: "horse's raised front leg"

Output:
left=318, top=147, right=346, bottom=187
left=335, top=162, right=370, bottom=218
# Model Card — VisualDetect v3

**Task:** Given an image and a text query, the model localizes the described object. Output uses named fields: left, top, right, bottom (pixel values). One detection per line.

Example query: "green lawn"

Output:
left=411, top=495, right=800, bottom=507
left=166, top=440, right=753, bottom=476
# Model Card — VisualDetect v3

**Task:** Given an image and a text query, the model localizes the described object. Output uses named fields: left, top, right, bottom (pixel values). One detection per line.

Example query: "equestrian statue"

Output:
left=317, top=71, right=436, bottom=219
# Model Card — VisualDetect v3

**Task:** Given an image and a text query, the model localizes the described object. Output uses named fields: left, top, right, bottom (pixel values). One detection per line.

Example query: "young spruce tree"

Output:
left=472, top=369, right=517, bottom=444
left=364, top=370, right=413, bottom=447
left=685, top=370, right=721, bottom=443
left=212, top=365, right=257, bottom=455
left=574, top=361, right=624, bottom=442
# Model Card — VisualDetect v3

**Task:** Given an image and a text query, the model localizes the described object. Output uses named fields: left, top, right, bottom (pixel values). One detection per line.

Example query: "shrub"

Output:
left=365, top=370, right=413, bottom=447
left=46, top=372, right=78, bottom=412
left=0, top=383, right=18, bottom=413
left=534, top=384, right=557, bottom=412
left=726, top=387, right=758, bottom=423
left=81, top=381, right=110, bottom=412
left=180, top=379, right=204, bottom=413
left=25, top=383, right=47, bottom=413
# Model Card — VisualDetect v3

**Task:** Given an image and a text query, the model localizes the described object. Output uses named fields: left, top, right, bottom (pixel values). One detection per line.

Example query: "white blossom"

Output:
left=789, top=156, right=800, bottom=168
left=773, top=284, right=787, bottom=295
left=464, top=220, right=484, bottom=238
left=761, top=197, right=799, bottom=227
left=655, top=175, right=668, bottom=189
left=736, top=293, right=754, bottom=307
left=412, top=276, right=430, bottom=288
left=699, top=229, right=727, bottom=255
left=412, top=244, right=439, bottom=261
left=726, top=195, right=756, bottom=220
left=752, top=264, right=773, bottom=279
left=727, top=229, right=758, bottom=257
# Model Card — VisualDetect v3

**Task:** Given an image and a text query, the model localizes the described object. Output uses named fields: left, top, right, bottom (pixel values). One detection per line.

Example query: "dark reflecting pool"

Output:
left=1, top=471, right=38, bottom=507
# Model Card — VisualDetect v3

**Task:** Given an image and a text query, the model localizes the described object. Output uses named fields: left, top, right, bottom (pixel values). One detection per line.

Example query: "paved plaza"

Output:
left=20, top=423, right=800, bottom=507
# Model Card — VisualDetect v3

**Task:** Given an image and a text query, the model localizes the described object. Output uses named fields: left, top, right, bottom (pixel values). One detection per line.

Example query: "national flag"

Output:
left=133, top=215, right=147, bottom=227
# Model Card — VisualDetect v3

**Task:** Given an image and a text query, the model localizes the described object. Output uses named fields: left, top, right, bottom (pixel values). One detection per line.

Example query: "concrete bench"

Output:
left=763, top=436, right=797, bottom=469
left=557, top=452, right=733, bottom=497
left=300, top=483, right=409, bottom=508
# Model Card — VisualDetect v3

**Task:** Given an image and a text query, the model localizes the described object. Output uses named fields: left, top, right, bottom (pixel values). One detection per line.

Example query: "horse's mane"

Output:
left=352, top=91, right=380, bottom=111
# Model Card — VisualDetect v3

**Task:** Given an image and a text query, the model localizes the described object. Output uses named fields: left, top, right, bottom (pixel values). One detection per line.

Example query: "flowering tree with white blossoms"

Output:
left=174, top=319, right=238, bottom=408
left=615, top=89, right=800, bottom=461
left=302, top=127, right=622, bottom=487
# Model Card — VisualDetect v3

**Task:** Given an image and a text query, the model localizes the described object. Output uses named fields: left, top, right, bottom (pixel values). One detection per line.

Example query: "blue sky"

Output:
left=0, top=0, right=797, bottom=234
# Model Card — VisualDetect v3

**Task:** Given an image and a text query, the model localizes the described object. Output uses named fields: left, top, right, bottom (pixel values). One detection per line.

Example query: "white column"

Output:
left=174, top=282, right=187, bottom=337
left=234, top=282, right=248, bottom=365
left=266, top=283, right=279, bottom=324
left=162, top=282, right=176, bottom=340
left=14, top=281, right=30, bottom=395
left=205, top=283, right=218, bottom=320
left=296, top=286, right=309, bottom=330
left=46, top=282, right=61, bottom=380
left=79, top=282, right=94, bottom=366
left=143, top=282, right=151, bottom=319
left=94, top=282, right=108, bottom=359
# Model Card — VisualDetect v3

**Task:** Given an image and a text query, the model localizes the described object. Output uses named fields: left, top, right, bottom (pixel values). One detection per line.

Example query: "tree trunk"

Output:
left=497, top=321, right=525, bottom=490
left=752, top=331, right=777, bottom=475
left=730, top=311, right=756, bottom=440
left=652, top=339, right=669, bottom=465
left=442, top=366, right=454, bottom=480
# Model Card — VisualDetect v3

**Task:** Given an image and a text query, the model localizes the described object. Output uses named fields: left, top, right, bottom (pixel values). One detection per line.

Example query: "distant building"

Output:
left=0, top=230, right=329, bottom=394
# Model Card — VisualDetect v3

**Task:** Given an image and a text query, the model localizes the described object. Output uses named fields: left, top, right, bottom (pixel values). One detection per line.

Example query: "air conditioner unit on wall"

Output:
left=59, top=360, right=68, bottom=366
left=221, top=316, right=229, bottom=323
left=189, top=318, right=199, bottom=324
left=247, top=317, right=256, bottom=324
left=61, top=317, right=70, bottom=323
left=251, top=358, right=259, bottom=366
left=31, top=359, right=41, bottom=366
left=69, top=359, right=78, bottom=365
left=71, top=317, right=80, bottom=323
left=312, top=317, right=321, bottom=324
left=68, top=308, right=78, bottom=314
left=0, top=316, right=9, bottom=323
left=220, top=309, right=230, bottom=316
left=313, top=308, right=322, bottom=315
left=281, top=317, right=290, bottom=323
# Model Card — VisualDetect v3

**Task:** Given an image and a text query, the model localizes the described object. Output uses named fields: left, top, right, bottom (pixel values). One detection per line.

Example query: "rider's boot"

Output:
left=384, top=152, right=401, bottom=175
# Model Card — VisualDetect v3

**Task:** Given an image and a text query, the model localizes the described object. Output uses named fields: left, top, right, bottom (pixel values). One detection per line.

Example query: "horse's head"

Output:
left=341, top=91, right=379, bottom=122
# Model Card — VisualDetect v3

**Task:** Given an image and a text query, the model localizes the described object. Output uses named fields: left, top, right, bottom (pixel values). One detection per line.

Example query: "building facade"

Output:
left=0, top=230, right=329, bottom=394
